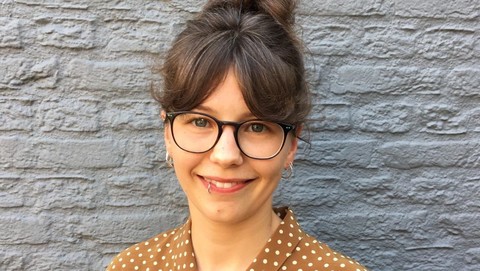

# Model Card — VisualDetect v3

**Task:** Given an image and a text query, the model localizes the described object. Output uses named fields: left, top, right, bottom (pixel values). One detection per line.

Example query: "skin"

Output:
left=163, top=68, right=299, bottom=271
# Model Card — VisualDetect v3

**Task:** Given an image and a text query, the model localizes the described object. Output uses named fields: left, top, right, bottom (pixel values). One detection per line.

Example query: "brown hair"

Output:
left=153, top=0, right=311, bottom=126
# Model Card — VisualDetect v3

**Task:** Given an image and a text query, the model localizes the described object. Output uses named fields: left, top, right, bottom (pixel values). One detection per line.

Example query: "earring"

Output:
left=165, top=152, right=174, bottom=167
left=282, top=162, right=294, bottom=179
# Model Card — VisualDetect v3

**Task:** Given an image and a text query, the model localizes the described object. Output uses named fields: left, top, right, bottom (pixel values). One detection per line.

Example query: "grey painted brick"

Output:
left=331, top=66, right=445, bottom=95
left=168, top=0, right=204, bottom=13
left=438, top=213, right=480, bottom=239
left=0, top=215, right=51, bottom=245
left=475, top=38, right=480, bottom=58
left=347, top=175, right=394, bottom=197
left=310, top=103, right=352, bottom=131
left=31, top=176, right=97, bottom=210
left=1, top=137, right=123, bottom=169
left=0, top=176, right=24, bottom=208
left=103, top=173, right=187, bottom=210
left=38, top=98, right=101, bottom=132
left=381, top=174, right=480, bottom=211
left=0, top=137, right=36, bottom=169
left=65, top=59, right=152, bottom=92
left=302, top=23, right=353, bottom=56
left=0, top=98, right=35, bottom=131
left=276, top=175, right=343, bottom=208
left=35, top=17, right=97, bottom=49
left=379, top=141, right=480, bottom=169
left=25, top=250, right=98, bottom=271
left=354, top=103, right=413, bottom=133
left=106, top=21, right=172, bottom=53
left=0, top=57, right=58, bottom=89
left=447, top=67, right=480, bottom=97
left=279, top=173, right=397, bottom=209
left=13, top=0, right=87, bottom=8
left=360, top=25, right=417, bottom=59
left=297, top=140, right=377, bottom=168
left=104, top=174, right=163, bottom=207
left=75, top=213, right=186, bottom=244
left=0, top=58, right=23, bottom=88
left=299, top=0, right=387, bottom=16
left=123, top=139, right=163, bottom=169
left=419, top=104, right=468, bottom=135
left=393, top=0, right=480, bottom=18
left=35, top=139, right=124, bottom=169
left=28, top=57, right=59, bottom=89
left=465, top=248, right=480, bottom=265
left=0, top=18, right=22, bottom=48
left=103, top=100, right=160, bottom=131
left=404, top=177, right=463, bottom=207
left=312, top=211, right=432, bottom=241
left=416, top=27, right=476, bottom=60
left=467, top=108, right=480, bottom=132
left=0, top=252, right=24, bottom=271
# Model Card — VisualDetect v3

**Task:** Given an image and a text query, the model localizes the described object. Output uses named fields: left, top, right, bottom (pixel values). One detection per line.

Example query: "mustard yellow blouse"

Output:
left=106, top=207, right=368, bottom=271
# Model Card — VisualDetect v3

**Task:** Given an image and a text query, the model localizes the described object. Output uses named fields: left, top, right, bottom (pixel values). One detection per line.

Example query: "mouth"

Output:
left=199, top=175, right=253, bottom=193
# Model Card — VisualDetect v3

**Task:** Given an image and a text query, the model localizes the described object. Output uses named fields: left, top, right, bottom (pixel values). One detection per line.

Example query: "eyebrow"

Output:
left=193, top=105, right=256, bottom=120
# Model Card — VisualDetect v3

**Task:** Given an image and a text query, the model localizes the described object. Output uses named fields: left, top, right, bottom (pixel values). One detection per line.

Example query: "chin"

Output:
left=200, top=203, right=248, bottom=224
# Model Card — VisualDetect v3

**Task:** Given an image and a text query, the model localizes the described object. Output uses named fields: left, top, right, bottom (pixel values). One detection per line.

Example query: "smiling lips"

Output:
left=202, top=176, right=252, bottom=193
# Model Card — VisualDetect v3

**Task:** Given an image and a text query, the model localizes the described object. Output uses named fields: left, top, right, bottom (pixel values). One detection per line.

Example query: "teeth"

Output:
left=205, top=178, right=240, bottom=189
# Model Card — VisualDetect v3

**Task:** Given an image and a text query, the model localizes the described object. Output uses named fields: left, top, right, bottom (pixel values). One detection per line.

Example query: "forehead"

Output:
left=195, top=69, right=254, bottom=120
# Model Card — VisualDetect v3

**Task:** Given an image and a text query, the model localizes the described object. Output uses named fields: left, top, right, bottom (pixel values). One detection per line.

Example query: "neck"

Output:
left=190, top=204, right=281, bottom=271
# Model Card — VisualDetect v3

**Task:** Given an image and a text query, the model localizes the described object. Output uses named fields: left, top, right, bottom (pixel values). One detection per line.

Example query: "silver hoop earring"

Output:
left=282, top=162, right=294, bottom=179
left=165, top=152, right=174, bottom=167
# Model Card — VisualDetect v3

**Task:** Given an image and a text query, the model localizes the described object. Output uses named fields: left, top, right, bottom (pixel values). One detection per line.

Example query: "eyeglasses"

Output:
left=165, top=111, right=295, bottom=160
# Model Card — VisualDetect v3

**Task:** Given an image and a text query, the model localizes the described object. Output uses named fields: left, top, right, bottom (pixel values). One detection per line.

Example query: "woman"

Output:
left=106, top=0, right=368, bottom=270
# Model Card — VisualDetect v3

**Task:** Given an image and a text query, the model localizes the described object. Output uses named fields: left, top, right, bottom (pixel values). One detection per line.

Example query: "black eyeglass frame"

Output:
left=165, top=111, right=296, bottom=160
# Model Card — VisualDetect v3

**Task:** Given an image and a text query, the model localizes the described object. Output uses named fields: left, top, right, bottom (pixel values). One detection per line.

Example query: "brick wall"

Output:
left=1, top=0, right=479, bottom=270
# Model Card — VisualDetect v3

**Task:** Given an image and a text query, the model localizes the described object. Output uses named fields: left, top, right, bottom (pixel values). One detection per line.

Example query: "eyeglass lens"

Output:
left=169, top=112, right=288, bottom=159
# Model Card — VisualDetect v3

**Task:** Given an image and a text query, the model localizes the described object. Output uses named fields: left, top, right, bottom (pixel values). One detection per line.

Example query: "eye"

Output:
left=248, top=123, right=267, bottom=133
left=192, top=118, right=209, bottom=127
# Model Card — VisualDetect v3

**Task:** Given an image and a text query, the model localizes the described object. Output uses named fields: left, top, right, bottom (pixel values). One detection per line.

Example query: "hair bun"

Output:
left=204, top=0, right=297, bottom=31
left=244, top=0, right=297, bottom=29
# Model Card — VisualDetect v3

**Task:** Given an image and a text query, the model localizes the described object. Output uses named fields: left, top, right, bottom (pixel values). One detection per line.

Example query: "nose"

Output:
left=209, top=125, right=243, bottom=166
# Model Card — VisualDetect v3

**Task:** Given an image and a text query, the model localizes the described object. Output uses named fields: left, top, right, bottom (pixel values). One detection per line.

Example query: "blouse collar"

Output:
left=164, top=207, right=303, bottom=271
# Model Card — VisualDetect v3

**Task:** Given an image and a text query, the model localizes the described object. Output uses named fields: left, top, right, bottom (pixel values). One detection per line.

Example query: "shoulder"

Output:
left=105, top=226, right=183, bottom=271
left=277, top=207, right=369, bottom=270
left=290, top=233, right=369, bottom=270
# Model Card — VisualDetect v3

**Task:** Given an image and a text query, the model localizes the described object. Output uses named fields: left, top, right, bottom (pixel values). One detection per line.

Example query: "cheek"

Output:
left=254, top=158, right=285, bottom=181
left=171, top=151, right=203, bottom=179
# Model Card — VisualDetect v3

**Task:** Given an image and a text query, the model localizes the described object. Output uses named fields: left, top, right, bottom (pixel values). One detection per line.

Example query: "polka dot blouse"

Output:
left=106, top=207, right=368, bottom=271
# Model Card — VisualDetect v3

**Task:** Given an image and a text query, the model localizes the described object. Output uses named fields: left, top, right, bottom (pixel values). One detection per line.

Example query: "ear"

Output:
left=284, top=126, right=302, bottom=168
left=161, top=110, right=173, bottom=156
left=160, top=110, right=167, bottom=121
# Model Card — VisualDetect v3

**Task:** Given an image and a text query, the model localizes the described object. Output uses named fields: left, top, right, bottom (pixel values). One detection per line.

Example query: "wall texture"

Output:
left=1, top=0, right=479, bottom=270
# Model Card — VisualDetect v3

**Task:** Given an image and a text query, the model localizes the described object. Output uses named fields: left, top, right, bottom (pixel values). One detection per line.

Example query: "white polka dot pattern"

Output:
left=106, top=207, right=368, bottom=271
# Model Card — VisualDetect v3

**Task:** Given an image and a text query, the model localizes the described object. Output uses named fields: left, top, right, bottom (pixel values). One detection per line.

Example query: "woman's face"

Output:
left=164, top=69, right=299, bottom=224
